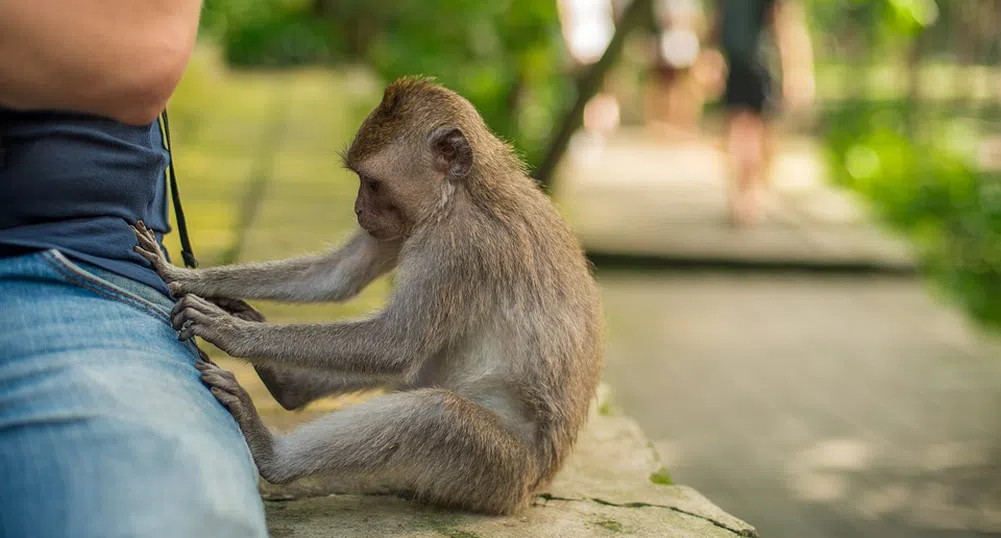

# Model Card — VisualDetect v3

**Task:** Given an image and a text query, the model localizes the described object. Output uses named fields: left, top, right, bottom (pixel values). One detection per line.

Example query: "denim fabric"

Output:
left=0, top=250, right=267, bottom=538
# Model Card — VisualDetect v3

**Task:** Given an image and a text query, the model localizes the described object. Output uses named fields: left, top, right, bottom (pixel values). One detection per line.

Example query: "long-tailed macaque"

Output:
left=132, top=77, right=603, bottom=515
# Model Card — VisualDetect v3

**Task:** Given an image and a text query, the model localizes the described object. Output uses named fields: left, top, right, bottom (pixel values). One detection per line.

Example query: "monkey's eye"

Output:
left=361, top=176, right=379, bottom=192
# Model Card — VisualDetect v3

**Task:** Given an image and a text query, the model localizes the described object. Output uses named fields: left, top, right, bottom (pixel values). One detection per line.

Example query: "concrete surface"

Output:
left=258, top=385, right=758, bottom=538
left=559, top=130, right=916, bottom=270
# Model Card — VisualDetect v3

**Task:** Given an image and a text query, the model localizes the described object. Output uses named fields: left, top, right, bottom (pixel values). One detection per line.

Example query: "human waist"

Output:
left=0, top=109, right=170, bottom=230
left=0, top=108, right=173, bottom=294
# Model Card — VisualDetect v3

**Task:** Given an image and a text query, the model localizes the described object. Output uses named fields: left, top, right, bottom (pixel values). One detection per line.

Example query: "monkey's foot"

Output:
left=197, top=360, right=281, bottom=479
left=196, top=360, right=255, bottom=420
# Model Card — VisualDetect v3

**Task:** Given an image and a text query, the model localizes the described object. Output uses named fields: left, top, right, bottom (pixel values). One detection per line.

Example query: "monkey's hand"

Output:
left=131, top=220, right=193, bottom=296
left=207, top=297, right=267, bottom=323
left=172, top=294, right=253, bottom=357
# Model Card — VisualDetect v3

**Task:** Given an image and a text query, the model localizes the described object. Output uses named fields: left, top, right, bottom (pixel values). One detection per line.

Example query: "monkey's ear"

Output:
left=430, top=127, right=473, bottom=179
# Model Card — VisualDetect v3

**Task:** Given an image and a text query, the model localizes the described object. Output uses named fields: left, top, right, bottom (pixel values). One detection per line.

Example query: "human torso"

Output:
left=0, top=109, right=173, bottom=293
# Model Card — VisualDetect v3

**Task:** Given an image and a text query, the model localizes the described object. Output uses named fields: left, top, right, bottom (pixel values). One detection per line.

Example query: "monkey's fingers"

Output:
left=171, top=294, right=225, bottom=327
left=133, top=245, right=162, bottom=266
left=131, top=224, right=168, bottom=270
left=132, top=221, right=159, bottom=248
left=208, top=387, right=245, bottom=414
left=197, top=364, right=251, bottom=411
left=136, top=219, right=153, bottom=238
left=178, top=321, right=199, bottom=341
left=174, top=311, right=213, bottom=340
left=195, top=358, right=232, bottom=376
left=173, top=306, right=197, bottom=331
left=197, top=363, right=239, bottom=388
left=133, top=234, right=160, bottom=257
left=195, top=347, right=215, bottom=365
left=209, top=297, right=267, bottom=323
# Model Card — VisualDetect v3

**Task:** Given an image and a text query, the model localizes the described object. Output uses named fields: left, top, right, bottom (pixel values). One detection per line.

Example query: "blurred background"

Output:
left=162, top=1, right=1001, bottom=536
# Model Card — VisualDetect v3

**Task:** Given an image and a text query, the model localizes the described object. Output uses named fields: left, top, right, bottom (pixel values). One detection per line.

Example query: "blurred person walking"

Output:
left=712, top=0, right=814, bottom=227
left=647, top=0, right=709, bottom=136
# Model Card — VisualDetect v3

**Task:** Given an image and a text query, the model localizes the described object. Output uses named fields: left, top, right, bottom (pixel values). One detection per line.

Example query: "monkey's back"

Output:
left=457, top=178, right=605, bottom=486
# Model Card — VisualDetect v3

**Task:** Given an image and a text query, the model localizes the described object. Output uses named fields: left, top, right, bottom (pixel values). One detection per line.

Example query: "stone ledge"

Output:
left=262, top=384, right=758, bottom=537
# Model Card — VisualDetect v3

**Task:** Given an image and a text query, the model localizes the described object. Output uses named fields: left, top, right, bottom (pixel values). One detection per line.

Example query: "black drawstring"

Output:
left=160, top=111, right=198, bottom=268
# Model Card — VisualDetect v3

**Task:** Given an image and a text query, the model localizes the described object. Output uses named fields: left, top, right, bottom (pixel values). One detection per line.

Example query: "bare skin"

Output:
left=0, top=0, right=202, bottom=125
left=133, top=77, right=604, bottom=515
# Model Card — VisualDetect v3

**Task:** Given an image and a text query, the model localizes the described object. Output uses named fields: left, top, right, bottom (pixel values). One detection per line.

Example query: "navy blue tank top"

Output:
left=0, top=109, right=173, bottom=295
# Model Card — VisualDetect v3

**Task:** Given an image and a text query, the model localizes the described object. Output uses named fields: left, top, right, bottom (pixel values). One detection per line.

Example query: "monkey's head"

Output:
left=343, top=77, right=478, bottom=241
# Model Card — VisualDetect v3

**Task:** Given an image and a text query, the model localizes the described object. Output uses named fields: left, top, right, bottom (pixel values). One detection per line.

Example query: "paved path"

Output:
left=560, top=131, right=1001, bottom=537
left=559, top=129, right=916, bottom=270
left=598, top=272, right=1001, bottom=538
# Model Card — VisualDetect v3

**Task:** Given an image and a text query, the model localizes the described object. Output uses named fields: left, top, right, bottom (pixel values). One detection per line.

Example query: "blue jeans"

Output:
left=0, top=250, right=268, bottom=538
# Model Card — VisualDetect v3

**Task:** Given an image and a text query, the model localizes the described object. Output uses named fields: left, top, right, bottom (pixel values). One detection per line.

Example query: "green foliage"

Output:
left=223, top=11, right=332, bottom=67
left=359, top=1, right=572, bottom=167
left=805, top=0, right=940, bottom=62
left=200, top=0, right=572, bottom=168
left=202, top=0, right=336, bottom=67
left=823, top=102, right=1001, bottom=328
left=649, top=467, right=674, bottom=486
left=593, top=519, right=627, bottom=533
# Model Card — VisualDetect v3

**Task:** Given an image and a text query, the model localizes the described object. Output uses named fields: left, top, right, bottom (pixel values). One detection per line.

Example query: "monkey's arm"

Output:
left=172, top=279, right=449, bottom=374
left=202, top=298, right=393, bottom=409
left=133, top=222, right=399, bottom=302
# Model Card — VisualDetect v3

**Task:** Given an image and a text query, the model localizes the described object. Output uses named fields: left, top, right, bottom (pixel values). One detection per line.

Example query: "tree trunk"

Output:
left=533, top=0, right=654, bottom=192
left=905, top=28, right=926, bottom=139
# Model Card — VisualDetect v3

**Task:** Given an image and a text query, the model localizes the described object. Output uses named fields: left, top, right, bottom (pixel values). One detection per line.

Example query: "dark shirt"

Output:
left=0, top=109, right=173, bottom=295
left=720, top=0, right=775, bottom=67
left=719, top=0, right=777, bottom=112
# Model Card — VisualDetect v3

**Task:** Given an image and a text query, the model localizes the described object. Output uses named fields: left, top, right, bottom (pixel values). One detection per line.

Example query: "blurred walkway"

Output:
left=559, top=130, right=1001, bottom=537
left=598, top=272, right=1001, bottom=538
left=560, top=129, right=916, bottom=271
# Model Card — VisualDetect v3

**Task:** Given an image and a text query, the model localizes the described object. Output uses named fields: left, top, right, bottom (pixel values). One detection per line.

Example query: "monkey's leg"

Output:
left=253, top=365, right=396, bottom=411
left=195, top=361, right=277, bottom=472
left=198, top=363, right=536, bottom=515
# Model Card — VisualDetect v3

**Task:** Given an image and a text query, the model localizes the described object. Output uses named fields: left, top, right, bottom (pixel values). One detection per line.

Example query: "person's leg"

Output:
left=725, top=107, right=767, bottom=226
left=0, top=249, right=267, bottom=538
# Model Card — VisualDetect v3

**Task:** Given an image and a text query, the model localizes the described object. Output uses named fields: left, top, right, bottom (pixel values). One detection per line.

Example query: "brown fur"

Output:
left=135, top=77, right=604, bottom=514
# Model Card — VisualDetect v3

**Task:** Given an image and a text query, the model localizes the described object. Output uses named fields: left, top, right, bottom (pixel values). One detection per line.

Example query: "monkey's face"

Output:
left=353, top=172, right=406, bottom=240
left=351, top=147, right=444, bottom=241
left=345, top=87, right=474, bottom=241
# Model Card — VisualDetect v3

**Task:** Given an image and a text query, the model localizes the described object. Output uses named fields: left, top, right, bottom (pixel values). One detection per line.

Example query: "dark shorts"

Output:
left=723, top=60, right=773, bottom=115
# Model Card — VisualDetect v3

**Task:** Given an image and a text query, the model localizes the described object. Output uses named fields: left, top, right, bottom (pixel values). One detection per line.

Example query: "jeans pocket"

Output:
left=41, top=250, right=173, bottom=327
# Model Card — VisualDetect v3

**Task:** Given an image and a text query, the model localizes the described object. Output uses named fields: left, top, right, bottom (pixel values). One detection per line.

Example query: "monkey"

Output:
left=132, top=76, right=604, bottom=515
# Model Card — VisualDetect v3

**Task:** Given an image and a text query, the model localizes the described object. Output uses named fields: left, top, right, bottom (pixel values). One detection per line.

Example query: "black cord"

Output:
left=160, top=111, right=198, bottom=268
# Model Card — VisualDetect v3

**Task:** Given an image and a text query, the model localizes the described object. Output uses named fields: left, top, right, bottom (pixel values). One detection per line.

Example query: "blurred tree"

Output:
left=199, top=0, right=664, bottom=186
left=202, top=0, right=336, bottom=67
left=201, top=0, right=578, bottom=172
left=814, top=0, right=1001, bottom=329
left=358, top=0, right=574, bottom=170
